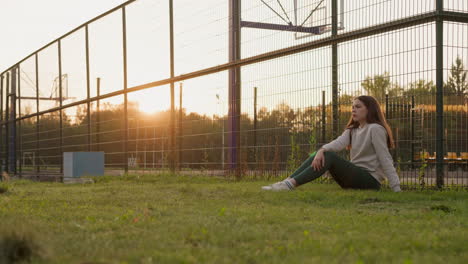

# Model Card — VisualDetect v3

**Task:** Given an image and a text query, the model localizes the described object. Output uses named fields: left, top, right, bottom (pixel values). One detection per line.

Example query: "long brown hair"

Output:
left=345, top=95, right=395, bottom=149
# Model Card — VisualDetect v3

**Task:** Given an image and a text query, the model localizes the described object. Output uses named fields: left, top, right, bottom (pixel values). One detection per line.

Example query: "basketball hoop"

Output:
left=240, top=0, right=345, bottom=39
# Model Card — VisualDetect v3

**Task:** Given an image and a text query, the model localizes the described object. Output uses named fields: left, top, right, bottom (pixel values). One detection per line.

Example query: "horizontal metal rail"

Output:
left=2, top=10, right=468, bottom=127
left=0, top=0, right=138, bottom=75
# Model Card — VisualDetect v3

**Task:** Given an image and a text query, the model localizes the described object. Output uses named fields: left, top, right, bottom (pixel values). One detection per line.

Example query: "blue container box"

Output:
left=63, top=152, right=104, bottom=178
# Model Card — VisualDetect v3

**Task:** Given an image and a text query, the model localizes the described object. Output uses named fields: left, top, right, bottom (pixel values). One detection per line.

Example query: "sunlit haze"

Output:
left=1, top=0, right=464, bottom=118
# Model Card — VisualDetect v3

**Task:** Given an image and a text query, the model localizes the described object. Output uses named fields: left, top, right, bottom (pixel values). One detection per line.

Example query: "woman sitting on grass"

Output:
left=262, top=95, right=401, bottom=192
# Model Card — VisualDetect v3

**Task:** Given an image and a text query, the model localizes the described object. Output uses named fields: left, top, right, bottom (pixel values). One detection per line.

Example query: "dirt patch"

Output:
left=359, top=198, right=383, bottom=204
left=0, top=186, right=8, bottom=194
left=430, top=205, right=455, bottom=213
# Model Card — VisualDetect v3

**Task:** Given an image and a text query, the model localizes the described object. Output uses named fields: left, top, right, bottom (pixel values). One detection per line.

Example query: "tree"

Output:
left=361, top=72, right=390, bottom=100
left=338, top=93, right=355, bottom=105
left=272, top=102, right=296, bottom=130
left=445, top=56, right=468, bottom=102
left=361, top=72, right=403, bottom=101
left=404, top=80, right=436, bottom=104
left=405, top=80, right=436, bottom=95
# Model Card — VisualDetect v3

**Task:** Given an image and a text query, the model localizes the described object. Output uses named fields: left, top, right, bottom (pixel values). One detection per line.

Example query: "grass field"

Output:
left=0, top=173, right=467, bottom=264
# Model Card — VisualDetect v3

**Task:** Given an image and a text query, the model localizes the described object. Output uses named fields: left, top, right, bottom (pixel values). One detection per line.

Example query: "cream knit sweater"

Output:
left=322, top=123, right=401, bottom=192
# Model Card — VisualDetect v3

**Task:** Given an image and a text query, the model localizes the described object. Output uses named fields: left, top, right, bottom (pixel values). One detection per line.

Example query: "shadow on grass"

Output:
left=0, top=226, right=46, bottom=263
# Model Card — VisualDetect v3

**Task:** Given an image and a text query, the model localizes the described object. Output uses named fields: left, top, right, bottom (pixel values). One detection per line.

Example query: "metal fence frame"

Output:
left=1, top=0, right=467, bottom=188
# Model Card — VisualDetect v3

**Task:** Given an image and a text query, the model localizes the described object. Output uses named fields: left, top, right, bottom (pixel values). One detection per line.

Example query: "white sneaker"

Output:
left=261, top=181, right=294, bottom=191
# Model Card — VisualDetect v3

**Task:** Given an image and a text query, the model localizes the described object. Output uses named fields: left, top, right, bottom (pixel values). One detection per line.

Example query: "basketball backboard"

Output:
left=240, top=0, right=344, bottom=40
left=293, top=0, right=344, bottom=39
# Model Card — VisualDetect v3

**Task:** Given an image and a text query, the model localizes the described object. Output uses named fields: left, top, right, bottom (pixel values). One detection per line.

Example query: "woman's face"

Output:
left=352, top=99, right=368, bottom=123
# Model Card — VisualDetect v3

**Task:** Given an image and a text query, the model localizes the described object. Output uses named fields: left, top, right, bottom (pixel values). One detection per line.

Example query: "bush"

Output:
left=0, top=183, right=9, bottom=194
left=0, top=229, right=44, bottom=263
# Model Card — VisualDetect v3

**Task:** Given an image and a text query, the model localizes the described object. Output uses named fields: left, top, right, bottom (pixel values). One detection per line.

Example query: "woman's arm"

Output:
left=371, top=125, right=401, bottom=192
left=312, top=129, right=351, bottom=171
left=321, top=129, right=351, bottom=152
left=311, top=130, right=350, bottom=171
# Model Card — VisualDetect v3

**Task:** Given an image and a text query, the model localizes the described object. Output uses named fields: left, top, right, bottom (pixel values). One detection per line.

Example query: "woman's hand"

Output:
left=311, top=148, right=326, bottom=171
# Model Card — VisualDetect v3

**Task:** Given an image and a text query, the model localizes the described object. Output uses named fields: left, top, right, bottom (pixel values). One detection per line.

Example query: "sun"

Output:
left=128, top=86, right=171, bottom=114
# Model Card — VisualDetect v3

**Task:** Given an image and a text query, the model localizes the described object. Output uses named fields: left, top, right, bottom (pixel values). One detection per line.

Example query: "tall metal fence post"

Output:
left=96, top=78, right=101, bottom=151
left=35, top=54, right=39, bottom=174
left=253, top=87, right=257, bottom=162
left=17, top=65, right=22, bottom=177
left=9, top=68, right=17, bottom=174
left=169, top=0, right=176, bottom=172
left=85, top=26, right=91, bottom=153
left=228, top=0, right=241, bottom=177
left=122, top=6, right=129, bottom=174
left=435, top=0, right=444, bottom=188
left=331, top=0, right=339, bottom=138
left=321, top=90, right=326, bottom=144
left=58, top=40, right=63, bottom=174
left=410, top=95, right=415, bottom=168
left=0, top=75, right=3, bottom=173
left=178, top=83, right=183, bottom=170
left=5, top=73, right=9, bottom=173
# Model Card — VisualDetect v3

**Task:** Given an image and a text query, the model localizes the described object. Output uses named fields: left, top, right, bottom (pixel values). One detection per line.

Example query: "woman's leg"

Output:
left=288, top=152, right=316, bottom=179
left=291, top=152, right=381, bottom=190
left=261, top=154, right=316, bottom=191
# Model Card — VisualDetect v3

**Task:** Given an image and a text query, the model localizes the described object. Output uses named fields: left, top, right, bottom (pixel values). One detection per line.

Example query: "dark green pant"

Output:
left=289, top=151, right=381, bottom=190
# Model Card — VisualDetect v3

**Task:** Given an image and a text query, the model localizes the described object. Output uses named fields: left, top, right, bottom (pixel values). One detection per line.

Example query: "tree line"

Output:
left=15, top=57, right=468, bottom=173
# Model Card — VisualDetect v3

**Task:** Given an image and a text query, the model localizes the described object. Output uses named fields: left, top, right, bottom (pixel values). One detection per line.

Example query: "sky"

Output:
left=0, top=0, right=466, bottom=119
left=0, top=0, right=126, bottom=73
